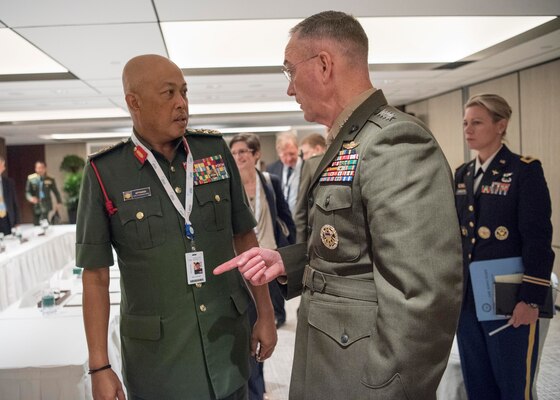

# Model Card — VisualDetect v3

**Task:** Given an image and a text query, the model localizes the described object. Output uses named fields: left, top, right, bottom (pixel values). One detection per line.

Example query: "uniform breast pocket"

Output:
left=194, top=182, right=230, bottom=231
left=312, top=186, right=360, bottom=262
left=117, top=196, right=165, bottom=249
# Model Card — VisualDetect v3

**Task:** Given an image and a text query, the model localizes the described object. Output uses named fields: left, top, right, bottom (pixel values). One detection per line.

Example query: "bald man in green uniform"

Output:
left=76, top=54, right=276, bottom=400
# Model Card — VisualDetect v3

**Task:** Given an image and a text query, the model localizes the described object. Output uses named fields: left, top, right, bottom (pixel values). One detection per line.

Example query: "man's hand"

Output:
left=508, top=301, right=539, bottom=328
left=251, top=312, right=277, bottom=362
left=91, top=368, right=126, bottom=400
left=29, top=196, right=39, bottom=204
left=213, top=247, right=286, bottom=285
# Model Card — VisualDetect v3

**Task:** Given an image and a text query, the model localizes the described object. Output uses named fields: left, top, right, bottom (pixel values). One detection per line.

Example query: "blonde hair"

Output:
left=465, top=93, right=512, bottom=137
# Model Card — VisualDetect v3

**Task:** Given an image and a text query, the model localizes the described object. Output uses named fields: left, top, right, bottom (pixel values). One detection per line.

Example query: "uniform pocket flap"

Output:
left=118, top=196, right=163, bottom=224
left=308, top=300, right=375, bottom=347
left=194, top=183, right=230, bottom=205
left=121, top=314, right=161, bottom=341
left=315, top=186, right=352, bottom=212
left=230, top=288, right=251, bottom=315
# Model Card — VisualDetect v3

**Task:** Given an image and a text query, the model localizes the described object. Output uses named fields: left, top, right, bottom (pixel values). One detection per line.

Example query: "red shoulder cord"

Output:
left=90, top=160, right=118, bottom=216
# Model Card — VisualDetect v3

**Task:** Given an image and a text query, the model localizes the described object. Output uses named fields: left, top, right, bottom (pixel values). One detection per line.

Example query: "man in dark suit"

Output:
left=266, top=132, right=302, bottom=215
left=0, top=156, right=20, bottom=235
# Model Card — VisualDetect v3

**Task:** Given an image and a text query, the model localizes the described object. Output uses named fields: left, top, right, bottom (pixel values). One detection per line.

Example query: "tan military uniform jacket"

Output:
left=279, top=90, right=463, bottom=400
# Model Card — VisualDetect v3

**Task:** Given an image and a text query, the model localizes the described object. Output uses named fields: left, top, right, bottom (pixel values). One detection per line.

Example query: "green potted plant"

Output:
left=60, top=155, right=85, bottom=224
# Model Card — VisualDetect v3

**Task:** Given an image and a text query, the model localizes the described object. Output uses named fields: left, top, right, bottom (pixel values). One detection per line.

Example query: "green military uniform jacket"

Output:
left=279, top=90, right=463, bottom=400
left=25, top=173, right=62, bottom=217
left=76, top=130, right=256, bottom=399
left=294, top=155, right=322, bottom=243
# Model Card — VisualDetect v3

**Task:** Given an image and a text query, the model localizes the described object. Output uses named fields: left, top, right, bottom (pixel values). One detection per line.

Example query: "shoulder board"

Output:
left=27, top=173, right=39, bottom=179
left=369, top=106, right=398, bottom=128
left=520, top=155, right=539, bottom=164
left=187, top=128, right=222, bottom=137
left=88, top=139, right=129, bottom=160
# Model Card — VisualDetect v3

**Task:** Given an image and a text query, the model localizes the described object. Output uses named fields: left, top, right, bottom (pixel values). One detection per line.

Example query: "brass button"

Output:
left=468, top=205, right=474, bottom=212
left=471, top=238, right=475, bottom=244
left=214, top=194, right=221, bottom=202
left=199, top=304, right=207, bottom=312
left=195, top=283, right=203, bottom=288
left=136, top=211, right=144, bottom=220
left=468, top=253, right=472, bottom=259
left=175, top=187, right=182, bottom=194
left=170, top=166, right=176, bottom=172
left=469, top=222, right=474, bottom=228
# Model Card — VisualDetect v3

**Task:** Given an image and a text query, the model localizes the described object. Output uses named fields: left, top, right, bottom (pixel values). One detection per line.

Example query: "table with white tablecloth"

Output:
left=0, top=262, right=123, bottom=400
left=0, top=225, right=76, bottom=312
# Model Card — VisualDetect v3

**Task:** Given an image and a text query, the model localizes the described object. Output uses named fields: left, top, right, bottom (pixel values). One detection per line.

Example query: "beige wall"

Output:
left=406, top=90, right=464, bottom=170
left=519, top=60, right=560, bottom=265
left=45, top=143, right=88, bottom=223
left=405, top=58, right=560, bottom=298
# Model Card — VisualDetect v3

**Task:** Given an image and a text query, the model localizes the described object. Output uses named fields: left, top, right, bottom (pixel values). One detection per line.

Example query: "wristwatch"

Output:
left=525, top=302, right=539, bottom=309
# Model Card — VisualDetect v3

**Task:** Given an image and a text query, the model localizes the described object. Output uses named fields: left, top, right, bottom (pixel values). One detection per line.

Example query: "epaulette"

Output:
left=27, top=173, right=39, bottom=179
left=368, top=106, right=399, bottom=130
left=520, top=155, right=539, bottom=164
left=88, top=139, right=129, bottom=160
left=187, top=128, right=222, bottom=137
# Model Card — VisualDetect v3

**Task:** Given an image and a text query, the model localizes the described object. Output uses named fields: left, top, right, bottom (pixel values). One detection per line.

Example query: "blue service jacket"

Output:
left=454, top=145, right=555, bottom=304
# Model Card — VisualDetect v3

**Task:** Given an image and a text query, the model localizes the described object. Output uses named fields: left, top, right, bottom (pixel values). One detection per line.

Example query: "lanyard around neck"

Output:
left=130, top=132, right=195, bottom=239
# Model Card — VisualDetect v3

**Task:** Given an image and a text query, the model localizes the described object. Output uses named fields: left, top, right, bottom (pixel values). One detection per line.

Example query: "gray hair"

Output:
left=290, top=11, right=369, bottom=62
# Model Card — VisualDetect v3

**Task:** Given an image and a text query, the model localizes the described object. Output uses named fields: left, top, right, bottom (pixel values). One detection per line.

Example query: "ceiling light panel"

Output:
left=362, top=16, right=556, bottom=63
left=162, top=19, right=294, bottom=68
left=163, top=16, right=555, bottom=68
left=15, top=23, right=167, bottom=79
left=0, top=28, right=67, bottom=74
left=0, top=107, right=129, bottom=123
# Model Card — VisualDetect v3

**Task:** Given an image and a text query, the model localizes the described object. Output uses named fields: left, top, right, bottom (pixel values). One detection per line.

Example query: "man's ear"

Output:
left=125, top=93, right=140, bottom=112
left=318, top=51, right=333, bottom=82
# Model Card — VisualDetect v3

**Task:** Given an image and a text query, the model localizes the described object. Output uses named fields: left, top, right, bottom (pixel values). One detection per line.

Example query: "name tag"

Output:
left=123, top=187, right=152, bottom=201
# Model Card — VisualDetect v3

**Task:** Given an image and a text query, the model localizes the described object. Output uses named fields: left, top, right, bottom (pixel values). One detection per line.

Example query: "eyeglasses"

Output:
left=231, top=148, right=254, bottom=157
left=282, top=54, right=319, bottom=82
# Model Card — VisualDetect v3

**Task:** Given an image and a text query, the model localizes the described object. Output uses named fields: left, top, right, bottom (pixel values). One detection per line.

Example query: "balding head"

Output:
left=121, top=54, right=188, bottom=146
left=123, top=54, right=180, bottom=96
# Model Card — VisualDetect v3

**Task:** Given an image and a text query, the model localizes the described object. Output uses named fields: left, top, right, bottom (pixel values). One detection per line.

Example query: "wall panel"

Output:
left=519, top=59, right=560, bottom=260
left=408, top=91, right=464, bottom=170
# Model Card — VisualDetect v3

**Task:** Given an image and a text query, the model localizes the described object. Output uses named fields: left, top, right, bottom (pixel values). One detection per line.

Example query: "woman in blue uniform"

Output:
left=455, top=93, right=554, bottom=399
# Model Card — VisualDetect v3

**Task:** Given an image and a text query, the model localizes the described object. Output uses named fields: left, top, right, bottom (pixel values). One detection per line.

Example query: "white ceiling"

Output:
left=0, top=0, right=559, bottom=145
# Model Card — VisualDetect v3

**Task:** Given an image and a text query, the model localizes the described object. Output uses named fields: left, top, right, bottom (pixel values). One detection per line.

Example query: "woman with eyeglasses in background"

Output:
left=229, top=133, right=295, bottom=400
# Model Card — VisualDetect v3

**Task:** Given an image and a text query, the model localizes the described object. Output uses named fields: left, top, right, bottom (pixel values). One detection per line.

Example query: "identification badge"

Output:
left=123, top=187, right=152, bottom=201
left=186, top=251, right=206, bottom=284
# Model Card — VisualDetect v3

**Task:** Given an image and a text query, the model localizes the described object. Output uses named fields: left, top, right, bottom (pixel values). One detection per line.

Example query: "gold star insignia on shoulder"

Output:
left=492, top=169, right=499, bottom=175
left=342, top=141, right=359, bottom=150
left=89, top=139, right=128, bottom=160
left=188, top=128, right=222, bottom=136
left=520, top=155, right=538, bottom=164
left=499, top=159, right=506, bottom=164
left=377, top=109, right=396, bottom=121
